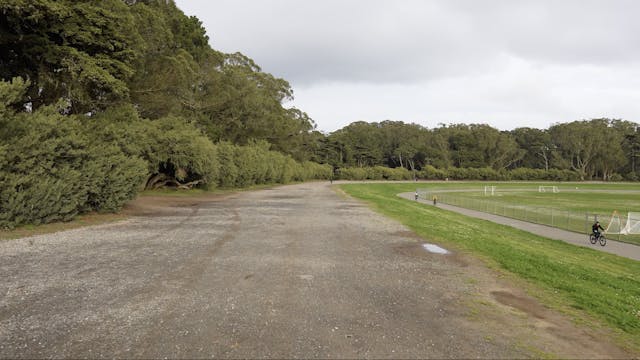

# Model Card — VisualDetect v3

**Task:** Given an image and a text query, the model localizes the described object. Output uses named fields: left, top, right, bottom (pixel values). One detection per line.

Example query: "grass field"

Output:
left=415, top=182, right=640, bottom=245
left=341, top=182, right=640, bottom=353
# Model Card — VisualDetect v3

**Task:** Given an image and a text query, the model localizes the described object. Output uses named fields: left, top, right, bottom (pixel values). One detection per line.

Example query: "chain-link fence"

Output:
left=417, top=189, right=640, bottom=244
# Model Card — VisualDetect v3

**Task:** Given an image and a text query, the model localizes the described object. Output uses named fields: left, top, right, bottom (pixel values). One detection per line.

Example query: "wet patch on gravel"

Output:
left=422, top=243, right=449, bottom=254
left=391, top=242, right=451, bottom=257
left=491, top=290, right=548, bottom=320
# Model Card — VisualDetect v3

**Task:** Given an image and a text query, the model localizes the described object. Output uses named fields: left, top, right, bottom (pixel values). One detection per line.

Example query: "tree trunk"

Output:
left=145, top=173, right=204, bottom=190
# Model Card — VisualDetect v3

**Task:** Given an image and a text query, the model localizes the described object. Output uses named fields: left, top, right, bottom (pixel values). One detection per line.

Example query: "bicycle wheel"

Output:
left=589, top=234, right=597, bottom=244
left=599, top=234, right=606, bottom=246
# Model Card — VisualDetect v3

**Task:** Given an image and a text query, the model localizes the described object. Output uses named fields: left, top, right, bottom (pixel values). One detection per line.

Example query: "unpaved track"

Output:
left=0, top=183, right=633, bottom=358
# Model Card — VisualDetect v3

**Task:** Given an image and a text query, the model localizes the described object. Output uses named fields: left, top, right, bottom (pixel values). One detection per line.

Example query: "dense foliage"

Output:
left=0, top=79, right=147, bottom=227
left=0, top=0, right=328, bottom=228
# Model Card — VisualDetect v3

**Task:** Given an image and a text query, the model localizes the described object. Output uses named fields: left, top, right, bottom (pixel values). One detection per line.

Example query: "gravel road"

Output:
left=0, top=182, right=633, bottom=358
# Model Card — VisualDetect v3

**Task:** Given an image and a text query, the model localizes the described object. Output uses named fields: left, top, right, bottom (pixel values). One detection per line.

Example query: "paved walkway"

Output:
left=399, top=193, right=640, bottom=262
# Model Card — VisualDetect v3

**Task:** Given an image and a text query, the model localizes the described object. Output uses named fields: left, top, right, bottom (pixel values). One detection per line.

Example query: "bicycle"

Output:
left=589, top=232, right=607, bottom=246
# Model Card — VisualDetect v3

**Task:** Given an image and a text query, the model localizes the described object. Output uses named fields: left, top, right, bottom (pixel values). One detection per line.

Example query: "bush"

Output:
left=381, top=167, right=413, bottom=180
left=419, top=165, right=447, bottom=180
left=0, top=107, right=146, bottom=228
left=301, top=161, right=333, bottom=180
left=334, top=165, right=585, bottom=182
left=216, top=141, right=239, bottom=187
left=89, top=107, right=219, bottom=190
left=509, top=168, right=547, bottom=180
left=337, top=167, right=367, bottom=180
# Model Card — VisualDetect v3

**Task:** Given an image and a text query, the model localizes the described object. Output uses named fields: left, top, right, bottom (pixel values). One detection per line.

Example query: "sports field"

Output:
left=341, top=182, right=640, bottom=353
left=416, top=182, right=640, bottom=245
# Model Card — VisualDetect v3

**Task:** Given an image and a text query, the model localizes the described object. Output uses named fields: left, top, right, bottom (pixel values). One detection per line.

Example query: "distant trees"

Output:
left=320, top=119, right=640, bottom=182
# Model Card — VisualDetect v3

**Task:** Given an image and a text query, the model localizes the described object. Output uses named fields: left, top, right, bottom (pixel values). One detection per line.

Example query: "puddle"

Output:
left=422, top=243, right=449, bottom=254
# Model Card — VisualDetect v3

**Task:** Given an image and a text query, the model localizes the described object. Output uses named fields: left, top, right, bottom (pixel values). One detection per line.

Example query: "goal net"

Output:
left=483, top=186, right=496, bottom=196
left=604, top=211, right=624, bottom=234
left=622, top=212, right=640, bottom=235
left=604, top=211, right=640, bottom=235
left=538, top=185, right=559, bottom=193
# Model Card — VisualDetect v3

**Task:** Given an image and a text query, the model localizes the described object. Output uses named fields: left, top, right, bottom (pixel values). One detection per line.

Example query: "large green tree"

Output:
left=549, top=119, right=623, bottom=180
left=0, top=0, right=140, bottom=113
left=438, top=124, right=523, bottom=170
left=511, top=127, right=555, bottom=170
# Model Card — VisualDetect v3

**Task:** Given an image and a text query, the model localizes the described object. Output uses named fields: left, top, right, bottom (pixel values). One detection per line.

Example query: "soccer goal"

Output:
left=603, top=211, right=640, bottom=235
left=483, top=185, right=496, bottom=196
left=538, top=185, right=559, bottom=193
left=604, top=211, right=624, bottom=234
left=621, top=212, right=640, bottom=235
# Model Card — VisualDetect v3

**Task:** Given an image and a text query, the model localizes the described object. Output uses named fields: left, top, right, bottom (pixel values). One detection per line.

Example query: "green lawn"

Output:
left=415, top=182, right=640, bottom=245
left=341, top=182, right=640, bottom=353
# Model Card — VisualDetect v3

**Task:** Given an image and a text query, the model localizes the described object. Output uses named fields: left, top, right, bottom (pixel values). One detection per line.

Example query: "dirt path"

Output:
left=0, top=183, right=633, bottom=358
left=399, top=192, right=640, bottom=262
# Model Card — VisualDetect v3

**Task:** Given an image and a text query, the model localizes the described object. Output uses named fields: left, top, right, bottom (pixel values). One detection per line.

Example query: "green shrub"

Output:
left=0, top=107, right=146, bottom=228
left=216, top=141, right=239, bottom=187
left=89, top=107, right=219, bottom=190
left=83, top=144, right=147, bottom=212
left=337, top=167, right=367, bottom=180
left=419, top=165, right=447, bottom=180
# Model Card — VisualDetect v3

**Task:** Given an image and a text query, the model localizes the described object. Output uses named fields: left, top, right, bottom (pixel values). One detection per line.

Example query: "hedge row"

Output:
left=0, top=108, right=147, bottom=228
left=334, top=165, right=583, bottom=181
left=0, top=100, right=332, bottom=229
left=336, top=166, right=414, bottom=181
left=88, top=106, right=333, bottom=190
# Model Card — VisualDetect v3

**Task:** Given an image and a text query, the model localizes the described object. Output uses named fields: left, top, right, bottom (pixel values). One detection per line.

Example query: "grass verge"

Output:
left=341, top=183, right=640, bottom=352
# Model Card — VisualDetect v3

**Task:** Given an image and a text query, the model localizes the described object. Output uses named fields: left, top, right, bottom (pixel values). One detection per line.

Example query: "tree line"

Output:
left=320, top=119, right=640, bottom=182
left=1, top=0, right=638, bottom=229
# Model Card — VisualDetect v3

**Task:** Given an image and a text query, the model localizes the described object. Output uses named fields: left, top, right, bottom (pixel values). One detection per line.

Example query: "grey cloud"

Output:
left=444, top=0, right=640, bottom=66
left=187, top=0, right=640, bottom=86
left=175, top=0, right=640, bottom=132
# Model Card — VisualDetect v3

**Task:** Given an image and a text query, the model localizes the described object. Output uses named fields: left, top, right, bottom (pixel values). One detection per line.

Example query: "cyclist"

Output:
left=592, top=221, right=605, bottom=239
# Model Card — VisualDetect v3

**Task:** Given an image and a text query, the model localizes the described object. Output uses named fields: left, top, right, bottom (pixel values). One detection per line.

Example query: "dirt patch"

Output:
left=492, top=290, right=548, bottom=320
left=122, top=193, right=235, bottom=217
left=386, top=236, right=634, bottom=358
left=456, top=253, right=634, bottom=359
left=391, top=242, right=433, bottom=258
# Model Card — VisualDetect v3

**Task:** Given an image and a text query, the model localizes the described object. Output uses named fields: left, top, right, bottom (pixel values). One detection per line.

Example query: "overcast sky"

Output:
left=174, top=0, right=640, bottom=133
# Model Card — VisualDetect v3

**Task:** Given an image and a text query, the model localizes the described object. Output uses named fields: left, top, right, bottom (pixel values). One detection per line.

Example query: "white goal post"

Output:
left=604, top=211, right=640, bottom=235
left=483, top=186, right=496, bottom=196
left=538, top=185, right=559, bottom=193
left=622, top=212, right=640, bottom=235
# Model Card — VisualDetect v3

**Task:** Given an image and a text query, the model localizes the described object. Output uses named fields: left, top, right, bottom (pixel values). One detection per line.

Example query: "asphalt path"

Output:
left=0, top=183, right=633, bottom=358
left=400, top=192, right=640, bottom=262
